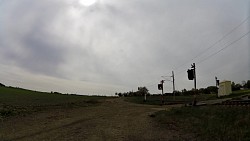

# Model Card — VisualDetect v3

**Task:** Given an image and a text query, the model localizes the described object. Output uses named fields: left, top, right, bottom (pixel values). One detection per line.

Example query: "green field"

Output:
left=124, top=89, right=250, bottom=105
left=124, top=94, right=217, bottom=105
left=222, top=89, right=250, bottom=99
left=153, top=106, right=250, bottom=141
left=1, top=85, right=249, bottom=140
left=0, top=86, right=108, bottom=118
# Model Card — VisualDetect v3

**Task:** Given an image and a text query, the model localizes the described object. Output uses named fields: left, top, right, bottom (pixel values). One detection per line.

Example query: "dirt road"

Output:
left=0, top=98, right=181, bottom=141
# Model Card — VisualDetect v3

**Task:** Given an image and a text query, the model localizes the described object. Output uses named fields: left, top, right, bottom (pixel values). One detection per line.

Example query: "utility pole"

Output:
left=215, top=77, right=218, bottom=87
left=215, top=77, right=220, bottom=87
left=191, top=63, right=196, bottom=90
left=161, top=72, right=175, bottom=100
left=172, top=71, right=175, bottom=100
left=158, top=80, right=165, bottom=105
left=215, top=77, right=219, bottom=98
left=161, top=80, right=164, bottom=95
left=188, top=63, right=197, bottom=106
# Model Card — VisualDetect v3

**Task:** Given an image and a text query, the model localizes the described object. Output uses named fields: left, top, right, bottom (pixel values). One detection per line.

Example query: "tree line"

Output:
left=116, top=80, right=250, bottom=97
left=115, top=87, right=149, bottom=97
left=231, top=80, right=250, bottom=91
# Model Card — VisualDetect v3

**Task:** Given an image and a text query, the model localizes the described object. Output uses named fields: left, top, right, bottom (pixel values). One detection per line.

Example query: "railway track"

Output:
left=218, top=100, right=250, bottom=106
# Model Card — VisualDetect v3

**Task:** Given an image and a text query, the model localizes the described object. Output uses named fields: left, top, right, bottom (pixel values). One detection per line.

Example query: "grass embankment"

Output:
left=221, top=89, right=250, bottom=99
left=154, top=106, right=250, bottom=141
left=0, top=86, right=108, bottom=119
left=125, top=89, right=250, bottom=105
left=124, top=94, right=217, bottom=105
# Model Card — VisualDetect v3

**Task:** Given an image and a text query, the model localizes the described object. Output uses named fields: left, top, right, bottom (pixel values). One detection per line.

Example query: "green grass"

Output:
left=0, top=86, right=108, bottom=118
left=154, top=106, right=250, bottom=141
left=124, top=94, right=217, bottom=105
left=125, top=89, right=250, bottom=105
left=220, top=89, right=250, bottom=99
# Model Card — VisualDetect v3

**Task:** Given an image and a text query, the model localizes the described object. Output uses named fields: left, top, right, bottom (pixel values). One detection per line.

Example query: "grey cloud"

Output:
left=0, top=0, right=249, bottom=94
left=0, top=0, right=69, bottom=77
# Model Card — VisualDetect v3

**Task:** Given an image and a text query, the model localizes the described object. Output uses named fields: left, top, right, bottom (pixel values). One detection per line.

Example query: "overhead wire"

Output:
left=174, top=30, right=249, bottom=77
left=191, top=16, right=249, bottom=62
left=173, top=16, right=250, bottom=74
left=174, top=30, right=249, bottom=89
left=153, top=16, right=249, bottom=92
left=196, top=30, right=250, bottom=64
left=165, top=16, right=250, bottom=91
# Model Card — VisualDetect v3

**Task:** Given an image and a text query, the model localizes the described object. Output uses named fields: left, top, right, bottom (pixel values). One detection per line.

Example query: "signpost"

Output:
left=158, top=80, right=165, bottom=105
left=187, top=63, right=197, bottom=106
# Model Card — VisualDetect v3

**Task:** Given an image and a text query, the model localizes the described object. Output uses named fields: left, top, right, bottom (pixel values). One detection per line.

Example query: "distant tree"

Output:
left=53, top=92, right=61, bottom=94
left=232, top=82, right=236, bottom=91
left=242, top=81, right=247, bottom=88
left=182, top=89, right=187, bottom=93
left=128, top=91, right=134, bottom=96
left=246, top=80, right=250, bottom=89
left=181, top=88, right=194, bottom=95
left=206, top=86, right=218, bottom=94
left=173, top=90, right=182, bottom=96
left=0, top=83, right=5, bottom=87
left=118, top=93, right=122, bottom=97
left=232, top=82, right=241, bottom=91
left=198, top=88, right=209, bottom=94
left=136, top=87, right=149, bottom=96
left=235, top=84, right=242, bottom=89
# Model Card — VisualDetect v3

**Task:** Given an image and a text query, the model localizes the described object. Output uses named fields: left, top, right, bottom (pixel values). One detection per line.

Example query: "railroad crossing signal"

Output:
left=187, top=69, right=194, bottom=80
left=187, top=63, right=197, bottom=106
left=158, top=84, right=163, bottom=90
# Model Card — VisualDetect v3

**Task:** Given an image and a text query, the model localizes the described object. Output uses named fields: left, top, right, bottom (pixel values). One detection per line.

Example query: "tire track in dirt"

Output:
left=0, top=98, right=180, bottom=141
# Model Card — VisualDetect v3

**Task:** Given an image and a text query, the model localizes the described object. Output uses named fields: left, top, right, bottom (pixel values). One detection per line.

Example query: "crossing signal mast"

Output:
left=158, top=80, right=165, bottom=105
left=187, top=63, right=196, bottom=89
left=187, top=63, right=197, bottom=105
left=172, top=71, right=175, bottom=100
left=215, top=77, right=220, bottom=97
left=160, top=71, right=176, bottom=101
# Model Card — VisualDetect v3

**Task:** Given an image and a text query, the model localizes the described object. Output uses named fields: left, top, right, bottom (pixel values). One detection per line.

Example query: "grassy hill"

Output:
left=0, top=86, right=108, bottom=118
left=153, top=106, right=250, bottom=141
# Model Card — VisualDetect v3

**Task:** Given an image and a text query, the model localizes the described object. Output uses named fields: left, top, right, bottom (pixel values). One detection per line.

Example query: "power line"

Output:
left=175, top=34, right=250, bottom=76
left=197, top=30, right=250, bottom=64
left=176, top=31, right=249, bottom=89
left=175, top=30, right=250, bottom=77
left=161, top=17, right=250, bottom=91
left=192, top=16, right=249, bottom=61
left=173, top=16, right=250, bottom=72
left=146, top=83, right=158, bottom=87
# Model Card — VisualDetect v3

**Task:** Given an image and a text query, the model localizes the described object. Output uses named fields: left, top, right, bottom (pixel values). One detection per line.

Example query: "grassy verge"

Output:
left=0, top=86, right=108, bottom=119
left=124, top=94, right=217, bottom=105
left=153, top=106, right=250, bottom=141
left=124, top=89, right=250, bottom=105
left=220, top=89, right=250, bottom=99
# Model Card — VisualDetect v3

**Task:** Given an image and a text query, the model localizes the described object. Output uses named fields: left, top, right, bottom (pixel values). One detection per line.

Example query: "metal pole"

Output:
left=215, top=76, right=218, bottom=97
left=161, top=80, right=164, bottom=105
left=193, top=63, right=196, bottom=90
left=172, top=71, right=175, bottom=100
left=215, top=77, right=218, bottom=87
left=192, top=63, right=197, bottom=106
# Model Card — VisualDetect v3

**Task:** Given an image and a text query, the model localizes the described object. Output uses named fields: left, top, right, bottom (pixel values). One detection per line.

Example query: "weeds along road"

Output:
left=0, top=98, right=180, bottom=141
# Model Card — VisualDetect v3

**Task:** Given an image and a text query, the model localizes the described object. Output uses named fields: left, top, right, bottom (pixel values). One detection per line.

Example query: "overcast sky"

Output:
left=0, top=0, right=249, bottom=95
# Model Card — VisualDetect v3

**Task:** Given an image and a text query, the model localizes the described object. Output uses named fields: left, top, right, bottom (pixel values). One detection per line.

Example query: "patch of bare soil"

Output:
left=0, top=98, right=182, bottom=141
